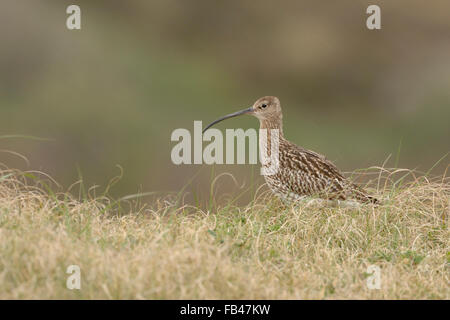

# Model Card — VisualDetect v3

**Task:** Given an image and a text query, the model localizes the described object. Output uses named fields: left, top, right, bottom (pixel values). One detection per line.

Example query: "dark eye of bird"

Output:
left=261, top=104, right=267, bottom=109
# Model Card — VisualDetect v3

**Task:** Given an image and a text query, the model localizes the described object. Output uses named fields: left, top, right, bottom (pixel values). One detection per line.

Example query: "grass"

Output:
left=0, top=166, right=448, bottom=299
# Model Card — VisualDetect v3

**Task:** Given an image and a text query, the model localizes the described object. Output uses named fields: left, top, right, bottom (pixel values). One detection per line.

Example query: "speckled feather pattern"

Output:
left=262, top=136, right=377, bottom=204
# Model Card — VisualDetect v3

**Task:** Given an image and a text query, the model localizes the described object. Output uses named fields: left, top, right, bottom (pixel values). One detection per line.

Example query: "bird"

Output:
left=203, top=96, right=378, bottom=205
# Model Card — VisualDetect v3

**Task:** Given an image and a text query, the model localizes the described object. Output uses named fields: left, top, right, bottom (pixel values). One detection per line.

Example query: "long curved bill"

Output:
left=202, top=107, right=253, bottom=134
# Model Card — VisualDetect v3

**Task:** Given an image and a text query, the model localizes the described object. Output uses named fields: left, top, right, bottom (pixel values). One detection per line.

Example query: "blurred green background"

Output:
left=1, top=0, right=449, bottom=201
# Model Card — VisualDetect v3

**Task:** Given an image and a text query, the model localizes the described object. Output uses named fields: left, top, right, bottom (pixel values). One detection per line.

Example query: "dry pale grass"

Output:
left=0, top=167, right=448, bottom=299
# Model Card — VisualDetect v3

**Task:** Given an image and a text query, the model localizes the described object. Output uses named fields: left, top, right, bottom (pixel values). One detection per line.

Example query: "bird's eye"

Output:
left=261, top=104, right=268, bottom=109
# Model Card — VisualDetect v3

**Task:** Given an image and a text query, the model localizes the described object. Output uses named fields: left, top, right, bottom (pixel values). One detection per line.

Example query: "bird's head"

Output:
left=251, top=96, right=282, bottom=121
left=202, top=96, right=282, bottom=133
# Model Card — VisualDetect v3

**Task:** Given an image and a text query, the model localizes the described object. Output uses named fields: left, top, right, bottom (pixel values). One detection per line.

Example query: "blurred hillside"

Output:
left=0, top=0, right=449, bottom=202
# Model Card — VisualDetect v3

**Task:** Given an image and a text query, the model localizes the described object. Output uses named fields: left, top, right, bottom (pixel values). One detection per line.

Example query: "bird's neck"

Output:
left=259, top=117, right=284, bottom=138
left=258, top=117, right=285, bottom=160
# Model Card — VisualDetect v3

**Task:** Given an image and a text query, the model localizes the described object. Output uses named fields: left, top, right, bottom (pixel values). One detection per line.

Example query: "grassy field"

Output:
left=0, top=167, right=448, bottom=299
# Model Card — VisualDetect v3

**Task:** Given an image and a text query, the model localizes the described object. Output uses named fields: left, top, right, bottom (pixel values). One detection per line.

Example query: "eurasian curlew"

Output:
left=203, top=96, right=378, bottom=205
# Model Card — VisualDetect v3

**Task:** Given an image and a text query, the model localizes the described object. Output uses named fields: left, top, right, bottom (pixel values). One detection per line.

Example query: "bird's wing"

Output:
left=284, top=142, right=346, bottom=179
left=279, top=142, right=350, bottom=199
left=280, top=142, right=377, bottom=203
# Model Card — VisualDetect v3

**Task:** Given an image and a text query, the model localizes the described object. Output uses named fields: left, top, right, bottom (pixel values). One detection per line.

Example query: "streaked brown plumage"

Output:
left=203, top=96, right=377, bottom=204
